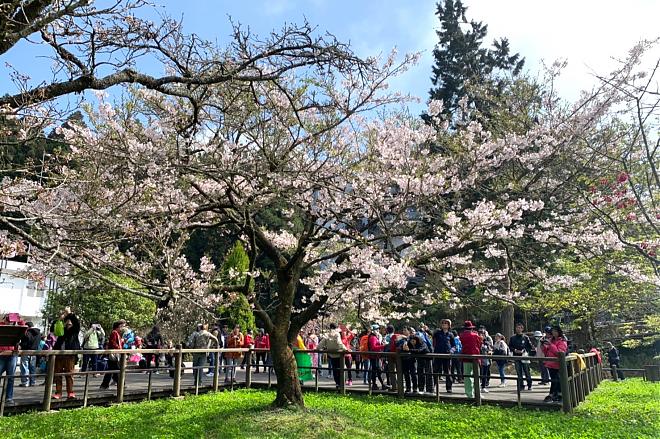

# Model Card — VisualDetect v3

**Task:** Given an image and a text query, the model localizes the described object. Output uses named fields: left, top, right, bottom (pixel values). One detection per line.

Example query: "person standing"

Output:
left=19, top=321, right=41, bottom=387
left=240, top=329, right=254, bottom=370
left=509, top=322, right=534, bottom=391
left=317, top=323, right=345, bottom=389
left=254, top=329, right=270, bottom=373
left=53, top=311, right=81, bottom=399
left=541, top=325, right=568, bottom=402
left=450, top=330, right=463, bottom=383
left=144, top=326, right=164, bottom=371
left=0, top=313, right=24, bottom=405
left=492, top=333, right=509, bottom=387
left=432, top=319, right=455, bottom=394
left=189, top=324, right=218, bottom=386
left=81, top=323, right=104, bottom=374
left=416, top=325, right=434, bottom=394
left=100, top=320, right=126, bottom=390
left=534, top=329, right=551, bottom=385
left=367, top=325, right=388, bottom=391
left=605, top=342, right=625, bottom=380
left=459, top=321, right=482, bottom=399
left=224, top=325, right=243, bottom=383
left=341, top=327, right=355, bottom=386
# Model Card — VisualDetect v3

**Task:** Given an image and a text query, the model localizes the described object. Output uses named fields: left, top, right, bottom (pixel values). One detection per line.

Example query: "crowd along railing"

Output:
left=0, top=347, right=603, bottom=416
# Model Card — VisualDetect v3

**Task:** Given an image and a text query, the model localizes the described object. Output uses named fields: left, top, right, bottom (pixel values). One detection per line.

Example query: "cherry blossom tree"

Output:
left=1, top=3, right=657, bottom=406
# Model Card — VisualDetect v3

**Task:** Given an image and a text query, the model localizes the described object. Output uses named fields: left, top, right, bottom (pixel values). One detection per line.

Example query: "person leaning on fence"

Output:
left=53, top=311, right=81, bottom=400
left=509, top=322, right=534, bottom=391
left=415, top=325, right=434, bottom=394
left=317, top=323, right=345, bottom=389
left=100, top=319, right=126, bottom=390
left=459, top=320, right=482, bottom=399
left=605, top=342, right=625, bottom=380
left=367, top=324, right=389, bottom=391
left=541, top=325, right=568, bottom=403
left=18, top=321, right=41, bottom=387
left=433, top=318, right=455, bottom=394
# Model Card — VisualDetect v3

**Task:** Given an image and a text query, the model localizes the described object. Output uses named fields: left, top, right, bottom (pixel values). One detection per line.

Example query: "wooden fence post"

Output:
left=396, top=352, right=404, bottom=398
left=213, top=351, right=220, bottom=391
left=83, top=372, right=90, bottom=407
left=43, top=353, right=56, bottom=411
left=558, top=352, right=572, bottom=413
left=339, top=354, right=346, bottom=394
left=0, top=375, right=7, bottom=417
left=173, top=345, right=183, bottom=397
left=246, top=349, right=253, bottom=389
left=117, top=353, right=127, bottom=403
left=611, top=364, right=618, bottom=382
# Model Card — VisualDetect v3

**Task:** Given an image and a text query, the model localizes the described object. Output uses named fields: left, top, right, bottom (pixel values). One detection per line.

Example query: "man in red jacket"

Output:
left=459, top=320, right=482, bottom=398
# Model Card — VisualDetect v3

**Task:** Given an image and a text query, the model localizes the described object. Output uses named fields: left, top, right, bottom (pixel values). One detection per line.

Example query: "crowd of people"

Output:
left=298, top=319, right=613, bottom=404
left=0, top=309, right=626, bottom=407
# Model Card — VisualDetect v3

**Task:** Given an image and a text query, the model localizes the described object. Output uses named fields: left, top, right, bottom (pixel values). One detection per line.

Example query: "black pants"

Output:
left=434, top=358, right=452, bottom=391
left=101, top=359, right=119, bottom=388
left=451, top=357, right=463, bottom=382
left=81, top=353, right=98, bottom=372
left=255, top=352, right=267, bottom=372
left=369, top=358, right=384, bottom=387
left=481, top=363, right=491, bottom=388
left=144, top=353, right=160, bottom=369
left=329, top=357, right=341, bottom=386
left=416, top=357, right=433, bottom=392
left=402, top=359, right=417, bottom=392
left=515, top=360, right=533, bottom=390
left=549, top=368, right=561, bottom=398
left=610, top=362, right=625, bottom=380
left=344, top=357, right=353, bottom=381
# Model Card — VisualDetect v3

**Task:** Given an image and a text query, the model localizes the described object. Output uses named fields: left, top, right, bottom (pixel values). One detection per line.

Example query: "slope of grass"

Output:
left=0, top=379, right=657, bottom=438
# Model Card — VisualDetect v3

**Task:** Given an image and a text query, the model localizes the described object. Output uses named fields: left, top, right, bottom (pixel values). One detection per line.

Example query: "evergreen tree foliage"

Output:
left=217, top=241, right=256, bottom=331
left=429, top=0, right=525, bottom=123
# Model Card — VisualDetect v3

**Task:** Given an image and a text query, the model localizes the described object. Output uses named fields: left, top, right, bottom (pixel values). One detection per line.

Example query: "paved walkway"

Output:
left=2, top=365, right=561, bottom=415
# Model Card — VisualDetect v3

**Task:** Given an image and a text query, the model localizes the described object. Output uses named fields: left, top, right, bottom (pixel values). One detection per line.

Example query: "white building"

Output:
left=0, top=259, right=56, bottom=329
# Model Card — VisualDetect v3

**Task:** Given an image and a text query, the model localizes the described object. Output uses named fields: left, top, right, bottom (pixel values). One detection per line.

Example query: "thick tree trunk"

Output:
left=270, top=322, right=304, bottom=407
left=501, top=304, right=515, bottom=339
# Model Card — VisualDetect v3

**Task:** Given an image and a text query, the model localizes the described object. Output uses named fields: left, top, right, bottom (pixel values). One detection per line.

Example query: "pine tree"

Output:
left=429, top=0, right=525, bottom=124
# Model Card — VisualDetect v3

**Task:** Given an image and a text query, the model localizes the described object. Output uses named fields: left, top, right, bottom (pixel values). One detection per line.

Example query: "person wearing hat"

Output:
left=540, top=325, right=568, bottom=402
left=432, top=318, right=455, bottom=393
left=459, top=321, right=482, bottom=399
left=509, top=322, right=534, bottom=392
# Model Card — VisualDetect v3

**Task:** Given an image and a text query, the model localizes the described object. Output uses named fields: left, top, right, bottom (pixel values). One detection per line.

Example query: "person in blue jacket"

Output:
left=432, top=319, right=456, bottom=393
left=450, top=329, right=463, bottom=383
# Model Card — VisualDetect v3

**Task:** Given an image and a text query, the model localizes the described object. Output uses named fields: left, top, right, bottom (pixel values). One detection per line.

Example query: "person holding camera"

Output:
left=81, top=323, right=105, bottom=374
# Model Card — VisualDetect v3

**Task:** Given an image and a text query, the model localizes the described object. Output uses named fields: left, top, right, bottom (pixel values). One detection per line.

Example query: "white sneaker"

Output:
left=481, top=388, right=489, bottom=393
left=206, top=372, right=214, bottom=377
left=498, top=383, right=506, bottom=387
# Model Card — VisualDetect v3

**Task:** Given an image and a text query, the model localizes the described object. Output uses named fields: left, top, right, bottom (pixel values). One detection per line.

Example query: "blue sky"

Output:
left=2, top=0, right=659, bottom=114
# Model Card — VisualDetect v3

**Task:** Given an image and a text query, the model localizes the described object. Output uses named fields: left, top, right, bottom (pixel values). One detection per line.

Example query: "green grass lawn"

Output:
left=0, top=379, right=658, bottom=438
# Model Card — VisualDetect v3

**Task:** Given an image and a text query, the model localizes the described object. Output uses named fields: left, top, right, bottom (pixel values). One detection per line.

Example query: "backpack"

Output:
left=54, top=320, right=64, bottom=337
left=359, top=335, right=369, bottom=352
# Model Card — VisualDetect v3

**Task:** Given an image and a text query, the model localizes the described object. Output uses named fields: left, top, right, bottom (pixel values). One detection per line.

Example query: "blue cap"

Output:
left=544, top=326, right=552, bottom=333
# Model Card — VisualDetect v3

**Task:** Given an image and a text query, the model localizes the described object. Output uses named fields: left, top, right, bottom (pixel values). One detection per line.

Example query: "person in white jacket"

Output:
left=493, top=333, right=510, bottom=386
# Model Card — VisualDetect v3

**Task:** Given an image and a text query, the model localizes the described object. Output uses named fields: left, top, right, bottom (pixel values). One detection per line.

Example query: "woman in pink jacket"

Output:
left=541, top=326, right=568, bottom=403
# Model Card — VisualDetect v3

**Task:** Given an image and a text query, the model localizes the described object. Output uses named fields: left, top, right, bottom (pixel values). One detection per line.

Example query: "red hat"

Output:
left=463, top=320, right=476, bottom=329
